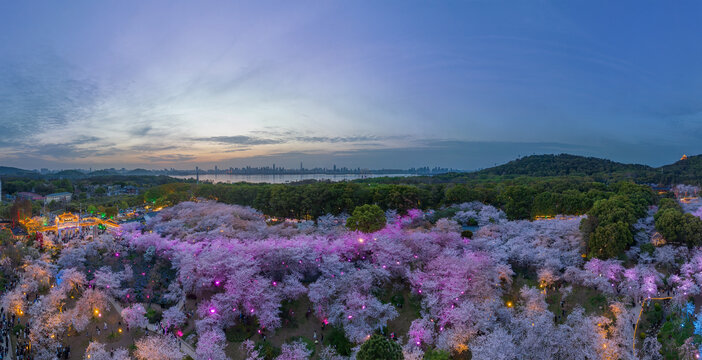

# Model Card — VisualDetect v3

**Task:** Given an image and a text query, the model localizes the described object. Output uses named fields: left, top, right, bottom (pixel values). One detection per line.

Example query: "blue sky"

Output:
left=1, top=1, right=701, bottom=170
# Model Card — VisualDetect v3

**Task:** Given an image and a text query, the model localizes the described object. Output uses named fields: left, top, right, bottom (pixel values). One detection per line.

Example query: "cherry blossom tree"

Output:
left=84, top=341, right=131, bottom=360
left=195, top=329, right=228, bottom=360
left=134, top=335, right=184, bottom=360
left=121, top=303, right=148, bottom=329
left=161, top=306, right=187, bottom=330
left=276, top=341, right=312, bottom=360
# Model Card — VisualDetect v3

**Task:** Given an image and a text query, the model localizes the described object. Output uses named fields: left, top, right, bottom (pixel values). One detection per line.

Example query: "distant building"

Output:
left=16, top=192, right=44, bottom=201
left=681, top=154, right=688, bottom=160
left=44, top=192, right=72, bottom=205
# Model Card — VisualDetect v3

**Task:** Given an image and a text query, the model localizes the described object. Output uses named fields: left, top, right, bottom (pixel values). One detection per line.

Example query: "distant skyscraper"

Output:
left=300, top=162, right=303, bottom=171
left=196, top=166, right=199, bottom=184
left=333, top=164, right=336, bottom=172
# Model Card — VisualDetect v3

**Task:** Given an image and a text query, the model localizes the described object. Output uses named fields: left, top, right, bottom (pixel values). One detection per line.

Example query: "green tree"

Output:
left=588, top=221, right=631, bottom=259
left=654, top=208, right=684, bottom=243
left=424, top=349, right=451, bottom=360
left=682, top=214, right=702, bottom=247
left=356, top=335, right=403, bottom=360
left=346, top=204, right=386, bottom=233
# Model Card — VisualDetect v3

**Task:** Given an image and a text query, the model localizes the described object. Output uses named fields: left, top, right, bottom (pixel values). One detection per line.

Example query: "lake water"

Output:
left=171, top=173, right=415, bottom=184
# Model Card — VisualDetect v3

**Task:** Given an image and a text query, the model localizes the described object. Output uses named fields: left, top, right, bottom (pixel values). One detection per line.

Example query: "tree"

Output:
left=121, top=304, right=148, bottom=329
left=276, top=341, right=312, bottom=360
left=654, top=208, right=684, bottom=243
left=356, top=335, right=403, bottom=360
left=84, top=341, right=130, bottom=360
left=134, top=335, right=184, bottom=360
left=161, top=306, right=187, bottom=330
left=346, top=204, right=386, bottom=233
left=588, top=221, right=631, bottom=259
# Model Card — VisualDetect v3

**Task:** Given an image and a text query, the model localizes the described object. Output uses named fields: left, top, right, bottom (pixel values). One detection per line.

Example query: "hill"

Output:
left=656, top=154, right=702, bottom=184
left=474, top=154, right=654, bottom=177
left=54, top=169, right=87, bottom=177
left=0, top=166, right=37, bottom=176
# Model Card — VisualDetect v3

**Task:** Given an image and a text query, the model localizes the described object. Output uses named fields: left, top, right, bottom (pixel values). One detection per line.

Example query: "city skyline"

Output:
left=2, top=1, right=702, bottom=169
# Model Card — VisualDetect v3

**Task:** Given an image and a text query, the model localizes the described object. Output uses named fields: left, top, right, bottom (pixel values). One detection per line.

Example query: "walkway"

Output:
left=106, top=296, right=196, bottom=359
left=2, top=330, right=13, bottom=360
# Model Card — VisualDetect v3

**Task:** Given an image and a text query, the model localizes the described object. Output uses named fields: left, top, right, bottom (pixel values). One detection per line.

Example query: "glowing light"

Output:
left=115, top=252, right=120, bottom=257
left=176, top=330, right=183, bottom=337
left=209, top=308, right=216, bottom=314
left=506, top=301, right=513, bottom=308
left=348, top=315, right=353, bottom=319
left=358, top=238, right=364, bottom=243
left=214, top=280, right=221, bottom=286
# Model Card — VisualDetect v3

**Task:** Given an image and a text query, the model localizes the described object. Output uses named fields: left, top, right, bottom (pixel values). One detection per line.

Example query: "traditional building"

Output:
left=651, top=232, right=666, bottom=247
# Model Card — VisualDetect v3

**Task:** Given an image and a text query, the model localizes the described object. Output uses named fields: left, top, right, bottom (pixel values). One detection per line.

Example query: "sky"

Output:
left=1, top=1, right=702, bottom=170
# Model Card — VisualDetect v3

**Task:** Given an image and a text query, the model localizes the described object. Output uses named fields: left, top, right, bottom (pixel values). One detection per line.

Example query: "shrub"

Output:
left=424, top=349, right=451, bottom=360
left=255, top=340, right=281, bottom=360
left=640, top=242, right=655, bottom=255
left=357, top=335, right=402, bottom=360
left=461, top=230, right=473, bottom=239
left=145, top=308, right=162, bottom=324
left=325, top=327, right=353, bottom=356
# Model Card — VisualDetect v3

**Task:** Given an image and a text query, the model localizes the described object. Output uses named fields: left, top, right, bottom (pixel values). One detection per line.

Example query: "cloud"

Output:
left=194, top=136, right=284, bottom=146
left=293, top=135, right=385, bottom=143
left=140, top=154, right=197, bottom=163
left=0, top=55, right=100, bottom=141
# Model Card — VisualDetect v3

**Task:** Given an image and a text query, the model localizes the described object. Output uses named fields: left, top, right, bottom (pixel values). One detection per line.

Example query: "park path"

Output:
left=107, top=296, right=196, bottom=359
left=2, top=330, right=13, bottom=360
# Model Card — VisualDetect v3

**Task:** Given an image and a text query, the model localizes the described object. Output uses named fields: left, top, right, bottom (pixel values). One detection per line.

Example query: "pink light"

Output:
left=209, top=308, right=216, bottom=314
left=176, top=330, right=183, bottom=337
left=214, top=280, right=221, bottom=286
left=250, top=308, right=255, bottom=313
left=348, top=315, right=353, bottom=319
left=323, top=318, right=329, bottom=325
left=362, top=305, right=366, bottom=309
left=115, top=252, right=120, bottom=257
left=141, top=272, right=145, bottom=276
left=272, top=281, right=277, bottom=286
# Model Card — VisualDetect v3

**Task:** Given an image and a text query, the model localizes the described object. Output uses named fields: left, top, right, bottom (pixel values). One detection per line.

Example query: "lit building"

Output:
left=681, top=154, right=688, bottom=160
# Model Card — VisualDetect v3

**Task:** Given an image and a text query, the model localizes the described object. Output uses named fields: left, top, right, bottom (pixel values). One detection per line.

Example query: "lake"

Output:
left=171, top=173, right=415, bottom=184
